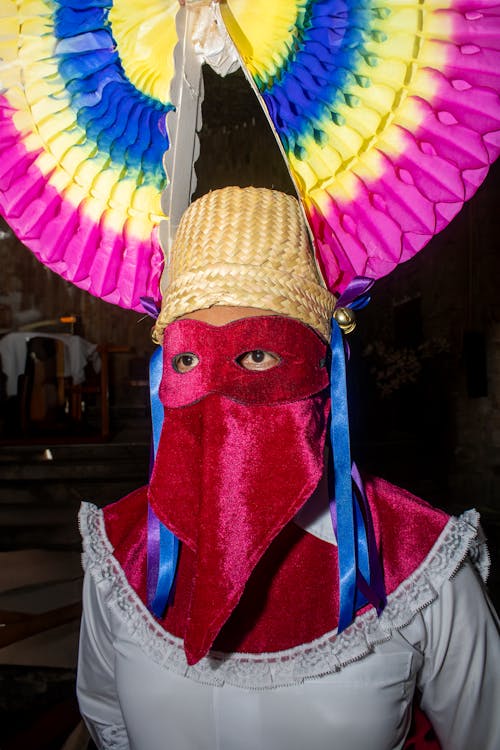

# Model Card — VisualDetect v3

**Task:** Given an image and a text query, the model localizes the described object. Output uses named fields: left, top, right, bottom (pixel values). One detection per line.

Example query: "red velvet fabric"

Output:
left=148, top=393, right=329, bottom=664
left=404, top=701, right=441, bottom=750
left=148, top=317, right=330, bottom=664
left=104, top=476, right=449, bottom=655
left=160, top=316, right=329, bottom=407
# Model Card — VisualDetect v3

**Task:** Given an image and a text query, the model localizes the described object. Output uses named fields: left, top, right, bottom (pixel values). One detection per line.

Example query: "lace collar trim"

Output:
left=79, top=503, right=489, bottom=690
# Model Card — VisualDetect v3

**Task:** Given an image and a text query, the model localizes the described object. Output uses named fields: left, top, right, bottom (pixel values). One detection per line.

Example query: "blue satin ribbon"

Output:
left=146, top=346, right=180, bottom=619
left=329, top=318, right=365, bottom=630
left=149, top=347, right=164, bottom=455
left=329, top=277, right=386, bottom=632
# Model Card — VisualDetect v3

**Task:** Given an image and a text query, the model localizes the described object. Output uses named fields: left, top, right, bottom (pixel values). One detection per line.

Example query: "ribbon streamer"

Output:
left=140, top=296, right=162, bottom=320
left=352, top=463, right=386, bottom=614
left=329, top=277, right=386, bottom=632
left=335, top=276, right=374, bottom=311
left=146, top=347, right=180, bottom=618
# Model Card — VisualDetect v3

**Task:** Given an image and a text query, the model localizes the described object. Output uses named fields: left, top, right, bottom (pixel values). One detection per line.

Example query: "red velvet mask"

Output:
left=148, top=316, right=330, bottom=664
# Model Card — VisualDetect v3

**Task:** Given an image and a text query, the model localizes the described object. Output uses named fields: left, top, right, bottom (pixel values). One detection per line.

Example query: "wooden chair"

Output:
left=18, top=339, right=111, bottom=439
left=19, top=337, right=66, bottom=432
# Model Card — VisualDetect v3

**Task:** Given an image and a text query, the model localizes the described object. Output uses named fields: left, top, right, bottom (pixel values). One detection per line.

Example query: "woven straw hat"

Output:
left=154, top=186, right=336, bottom=342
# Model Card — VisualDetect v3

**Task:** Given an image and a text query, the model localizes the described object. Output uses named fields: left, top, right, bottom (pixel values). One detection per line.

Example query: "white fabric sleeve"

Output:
left=77, top=571, right=130, bottom=750
left=417, top=560, right=500, bottom=750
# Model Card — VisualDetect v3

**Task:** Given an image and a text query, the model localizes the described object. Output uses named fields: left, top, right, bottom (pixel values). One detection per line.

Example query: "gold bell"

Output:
left=334, top=307, right=357, bottom=334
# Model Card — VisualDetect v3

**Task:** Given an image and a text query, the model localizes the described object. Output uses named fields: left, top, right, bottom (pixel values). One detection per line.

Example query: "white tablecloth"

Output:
left=0, top=332, right=101, bottom=397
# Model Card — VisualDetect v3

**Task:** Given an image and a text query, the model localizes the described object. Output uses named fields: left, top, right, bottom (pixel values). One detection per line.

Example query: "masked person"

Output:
left=77, top=187, right=500, bottom=750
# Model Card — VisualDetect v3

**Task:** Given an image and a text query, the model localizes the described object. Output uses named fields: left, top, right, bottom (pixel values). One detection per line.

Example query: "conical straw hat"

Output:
left=154, top=186, right=336, bottom=342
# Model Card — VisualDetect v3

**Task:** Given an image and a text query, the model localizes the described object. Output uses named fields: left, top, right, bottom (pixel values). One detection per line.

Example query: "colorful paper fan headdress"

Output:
left=1, top=0, right=499, bottom=307
left=0, top=0, right=179, bottom=309
left=220, top=0, right=500, bottom=293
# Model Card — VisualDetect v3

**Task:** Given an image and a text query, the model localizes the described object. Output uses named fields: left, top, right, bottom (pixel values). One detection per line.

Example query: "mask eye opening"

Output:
left=236, top=350, right=281, bottom=372
left=172, top=352, right=199, bottom=374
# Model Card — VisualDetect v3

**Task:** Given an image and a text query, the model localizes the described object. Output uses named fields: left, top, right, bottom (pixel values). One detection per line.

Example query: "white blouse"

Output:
left=77, top=504, right=500, bottom=750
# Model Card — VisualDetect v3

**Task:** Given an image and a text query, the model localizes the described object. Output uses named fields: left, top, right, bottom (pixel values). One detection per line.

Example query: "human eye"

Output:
left=172, top=352, right=200, bottom=373
left=237, top=350, right=281, bottom=372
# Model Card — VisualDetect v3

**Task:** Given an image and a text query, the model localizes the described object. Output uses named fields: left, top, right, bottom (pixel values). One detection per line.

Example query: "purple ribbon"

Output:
left=147, top=503, right=161, bottom=605
left=335, top=276, right=374, bottom=310
left=140, top=296, right=161, bottom=320
left=351, top=463, right=386, bottom=614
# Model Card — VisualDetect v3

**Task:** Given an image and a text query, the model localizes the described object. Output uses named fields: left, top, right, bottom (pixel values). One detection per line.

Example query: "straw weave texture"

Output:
left=155, top=187, right=336, bottom=341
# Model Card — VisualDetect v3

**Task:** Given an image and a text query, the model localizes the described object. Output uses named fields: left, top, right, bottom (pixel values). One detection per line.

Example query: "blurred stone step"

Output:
left=0, top=550, right=82, bottom=593
left=0, top=480, right=147, bottom=507
left=0, top=442, right=150, bottom=513
left=0, top=443, right=149, bottom=480
left=0, top=440, right=149, bottom=459
left=0, top=523, right=81, bottom=552
left=0, top=549, right=82, bottom=663
left=0, top=620, right=79, bottom=668
left=1, top=458, right=148, bottom=482
left=0, top=578, right=82, bottom=615
left=0, top=664, right=78, bottom=745
left=0, top=504, right=79, bottom=526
